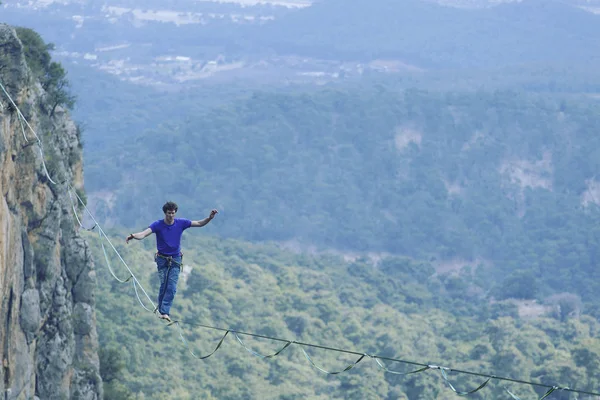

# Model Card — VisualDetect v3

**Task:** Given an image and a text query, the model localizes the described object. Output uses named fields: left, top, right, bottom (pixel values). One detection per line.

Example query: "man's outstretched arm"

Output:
left=126, top=227, right=153, bottom=243
left=191, top=209, right=218, bottom=227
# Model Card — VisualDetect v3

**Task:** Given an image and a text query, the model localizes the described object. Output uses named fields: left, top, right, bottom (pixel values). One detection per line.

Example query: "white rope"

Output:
left=371, top=356, right=430, bottom=375
left=131, top=279, right=156, bottom=312
left=67, top=187, right=96, bottom=231
left=98, top=229, right=132, bottom=284
left=175, top=322, right=204, bottom=359
left=36, top=141, right=58, bottom=184
left=69, top=189, right=156, bottom=307
left=299, top=347, right=366, bottom=375
left=0, top=79, right=58, bottom=184
left=173, top=322, right=229, bottom=360
left=0, top=80, right=41, bottom=142
left=233, top=332, right=293, bottom=359
left=16, top=110, right=29, bottom=143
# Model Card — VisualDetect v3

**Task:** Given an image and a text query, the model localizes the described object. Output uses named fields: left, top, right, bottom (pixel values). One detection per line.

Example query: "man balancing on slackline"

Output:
left=126, top=201, right=218, bottom=322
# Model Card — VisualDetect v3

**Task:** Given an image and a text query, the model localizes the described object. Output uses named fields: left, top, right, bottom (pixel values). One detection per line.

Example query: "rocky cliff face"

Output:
left=0, top=24, right=102, bottom=399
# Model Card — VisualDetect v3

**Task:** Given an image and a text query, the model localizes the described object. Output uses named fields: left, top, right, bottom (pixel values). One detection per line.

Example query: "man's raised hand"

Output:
left=209, top=209, right=219, bottom=219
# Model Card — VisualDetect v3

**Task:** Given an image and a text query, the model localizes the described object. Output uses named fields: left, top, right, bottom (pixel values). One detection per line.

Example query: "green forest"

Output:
left=83, top=87, right=600, bottom=316
left=74, top=83, right=600, bottom=398
left=87, top=231, right=600, bottom=400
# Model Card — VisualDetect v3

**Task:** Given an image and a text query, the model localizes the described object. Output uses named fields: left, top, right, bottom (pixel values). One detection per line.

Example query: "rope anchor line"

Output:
left=2, top=77, right=600, bottom=400
left=163, top=320, right=600, bottom=400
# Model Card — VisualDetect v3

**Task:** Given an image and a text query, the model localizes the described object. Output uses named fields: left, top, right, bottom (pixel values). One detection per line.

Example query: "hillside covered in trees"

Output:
left=84, top=88, right=600, bottom=315
left=89, top=232, right=600, bottom=400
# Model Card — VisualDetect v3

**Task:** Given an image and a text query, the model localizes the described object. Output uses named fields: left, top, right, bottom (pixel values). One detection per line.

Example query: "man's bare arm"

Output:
left=126, top=228, right=153, bottom=243
left=190, top=209, right=218, bottom=227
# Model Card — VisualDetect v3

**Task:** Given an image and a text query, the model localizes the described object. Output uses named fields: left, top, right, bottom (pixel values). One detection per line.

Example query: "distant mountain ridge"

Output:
left=253, top=0, right=600, bottom=68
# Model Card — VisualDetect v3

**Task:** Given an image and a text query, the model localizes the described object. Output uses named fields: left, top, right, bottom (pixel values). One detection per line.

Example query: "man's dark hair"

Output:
left=162, top=201, right=178, bottom=214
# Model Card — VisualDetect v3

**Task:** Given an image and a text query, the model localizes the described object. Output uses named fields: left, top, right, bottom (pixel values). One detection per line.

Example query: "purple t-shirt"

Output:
left=149, top=218, right=192, bottom=256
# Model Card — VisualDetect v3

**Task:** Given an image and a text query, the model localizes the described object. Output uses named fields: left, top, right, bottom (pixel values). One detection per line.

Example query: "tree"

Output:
left=14, top=27, right=75, bottom=116
left=99, top=347, right=134, bottom=400
left=494, top=270, right=539, bottom=300
left=14, top=27, right=53, bottom=77
left=43, top=62, right=76, bottom=116
left=99, top=347, right=126, bottom=383
left=546, top=293, right=582, bottom=321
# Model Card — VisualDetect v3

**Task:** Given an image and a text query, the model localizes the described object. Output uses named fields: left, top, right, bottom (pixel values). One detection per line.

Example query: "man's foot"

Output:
left=159, top=314, right=172, bottom=322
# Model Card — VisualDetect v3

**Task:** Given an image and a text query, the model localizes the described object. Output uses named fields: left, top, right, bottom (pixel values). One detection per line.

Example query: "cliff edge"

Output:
left=0, top=24, right=102, bottom=400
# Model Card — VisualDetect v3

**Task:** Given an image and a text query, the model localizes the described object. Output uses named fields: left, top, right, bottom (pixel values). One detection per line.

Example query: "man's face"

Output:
left=165, top=210, right=176, bottom=223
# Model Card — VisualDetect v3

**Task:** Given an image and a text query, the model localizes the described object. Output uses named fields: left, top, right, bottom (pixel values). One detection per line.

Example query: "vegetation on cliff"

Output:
left=14, top=27, right=75, bottom=116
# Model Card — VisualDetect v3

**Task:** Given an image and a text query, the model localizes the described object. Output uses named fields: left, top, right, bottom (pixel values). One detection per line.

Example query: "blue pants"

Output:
left=156, top=254, right=182, bottom=316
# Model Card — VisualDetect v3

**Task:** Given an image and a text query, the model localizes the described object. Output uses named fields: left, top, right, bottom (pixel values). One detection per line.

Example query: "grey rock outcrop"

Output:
left=0, top=24, right=102, bottom=399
